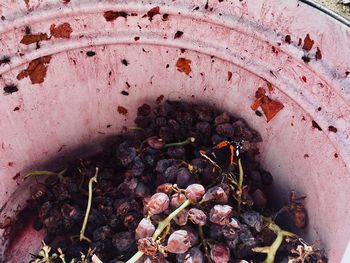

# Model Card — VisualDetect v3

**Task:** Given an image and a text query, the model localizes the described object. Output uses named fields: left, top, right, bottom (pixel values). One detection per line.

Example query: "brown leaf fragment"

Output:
left=303, top=34, right=314, bottom=51
left=16, top=56, right=52, bottom=84
left=311, top=120, right=322, bottom=131
left=146, top=6, right=160, bottom=21
left=117, top=106, right=128, bottom=115
left=285, top=35, right=291, bottom=44
left=316, top=47, right=322, bottom=60
left=20, top=33, right=49, bottom=45
left=176, top=58, right=192, bottom=75
left=50, top=23, right=73, bottom=39
left=174, top=31, right=184, bottom=39
left=228, top=71, right=232, bottom=81
left=104, top=11, right=128, bottom=21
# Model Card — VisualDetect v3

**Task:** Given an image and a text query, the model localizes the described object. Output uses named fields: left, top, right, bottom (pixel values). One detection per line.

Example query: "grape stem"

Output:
left=252, top=218, right=297, bottom=263
left=126, top=199, right=192, bottom=263
left=164, top=137, right=195, bottom=148
left=79, top=167, right=99, bottom=243
left=23, top=169, right=67, bottom=181
left=199, top=225, right=212, bottom=263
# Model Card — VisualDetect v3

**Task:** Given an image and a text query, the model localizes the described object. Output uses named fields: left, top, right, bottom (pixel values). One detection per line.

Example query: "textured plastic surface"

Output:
left=0, top=0, right=349, bottom=262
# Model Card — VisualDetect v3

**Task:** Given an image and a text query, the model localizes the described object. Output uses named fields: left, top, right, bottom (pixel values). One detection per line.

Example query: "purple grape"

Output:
left=181, top=226, right=199, bottom=246
left=155, top=159, right=177, bottom=173
left=177, top=167, right=193, bottom=188
left=60, top=204, right=79, bottom=220
left=147, top=136, right=165, bottom=149
left=171, top=193, right=187, bottom=208
left=159, top=126, right=174, bottom=142
left=252, top=188, right=267, bottom=207
left=208, top=224, right=223, bottom=239
left=155, top=116, right=167, bottom=127
left=135, top=218, right=155, bottom=240
left=147, top=193, right=170, bottom=215
left=174, top=208, right=189, bottom=226
left=188, top=208, right=207, bottom=226
left=167, top=146, right=186, bottom=158
left=156, top=183, right=174, bottom=195
left=167, top=230, right=191, bottom=254
left=30, top=183, right=47, bottom=200
left=210, top=243, right=230, bottom=263
left=241, top=211, right=263, bottom=232
left=138, top=237, right=158, bottom=256
left=216, top=123, right=235, bottom=138
left=137, top=103, right=152, bottom=116
left=164, top=165, right=179, bottom=183
left=176, top=246, right=204, bottom=263
left=117, top=141, right=137, bottom=166
left=222, top=218, right=240, bottom=239
left=185, top=184, right=205, bottom=203
left=135, top=182, right=150, bottom=198
left=209, top=205, right=233, bottom=225
left=93, top=225, right=112, bottom=242
left=214, top=112, right=231, bottom=125
left=202, top=186, right=228, bottom=203
left=130, top=157, right=145, bottom=177
left=112, top=231, right=134, bottom=251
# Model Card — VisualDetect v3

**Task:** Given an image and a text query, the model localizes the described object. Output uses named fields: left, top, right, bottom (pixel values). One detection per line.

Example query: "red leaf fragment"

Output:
left=251, top=87, right=284, bottom=122
left=16, top=56, right=52, bottom=84
left=50, top=23, right=73, bottom=39
left=117, top=106, right=128, bottom=115
left=303, top=34, right=314, bottom=51
left=176, top=58, right=192, bottom=75
left=20, top=33, right=49, bottom=45
left=316, top=47, right=322, bottom=60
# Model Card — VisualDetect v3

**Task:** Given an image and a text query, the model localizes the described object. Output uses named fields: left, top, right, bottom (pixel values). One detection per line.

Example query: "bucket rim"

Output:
left=301, top=0, right=350, bottom=27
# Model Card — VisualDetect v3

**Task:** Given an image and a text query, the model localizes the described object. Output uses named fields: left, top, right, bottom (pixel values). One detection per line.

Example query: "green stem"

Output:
left=79, top=167, right=99, bottom=243
left=23, top=169, right=67, bottom=180
left=126, top=199, right=192, bottom=263
left=164, top=137, right=195, bottom=148
left=252, top=220, right=297, bottom=263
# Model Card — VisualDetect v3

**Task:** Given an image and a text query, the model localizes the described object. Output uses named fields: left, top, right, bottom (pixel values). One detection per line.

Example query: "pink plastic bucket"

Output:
left=0, top=0, right=350, bottom=262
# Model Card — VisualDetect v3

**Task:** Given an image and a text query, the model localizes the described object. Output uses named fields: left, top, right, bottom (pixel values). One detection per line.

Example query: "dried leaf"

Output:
left=146, top=6, right=160, bottom=21
left=227, top=71, right=232, bottom=81
left=285, top=35, right=291, bottom=44
left=17, top=56, right=52, bottom=84
left=311, top=120, right=322, bottom=131
left=251, top=88, right=284, bottom=122
left=117, top=106, right=128, bottom=115
left=328, top=126, right=337, bottom=133
left=50, top=23, right=73, bottom=39
left=260, top=96, right=284, bottom=122
left=303, top=34, right=314, bottom=51
left=104, top=11, right=128, bottom=21
left=316, top=47, right=322, bottom=60
left=24, top=0, right=29, bottom=8
left=20, top=33, right=49, bottom=45
left=174, top=31, right=184, bottom=39
left=176, top=58, right=192, bottom=75
left=266, top=81, right=274, bottom=93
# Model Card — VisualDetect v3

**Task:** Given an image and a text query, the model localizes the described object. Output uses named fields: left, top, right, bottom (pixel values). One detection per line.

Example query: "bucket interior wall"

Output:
left=0, top=0, right=350, bottom=262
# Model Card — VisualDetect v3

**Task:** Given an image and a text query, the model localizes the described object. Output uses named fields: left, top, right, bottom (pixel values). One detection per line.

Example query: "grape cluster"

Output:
left=21, top=100, right=320, bottom=263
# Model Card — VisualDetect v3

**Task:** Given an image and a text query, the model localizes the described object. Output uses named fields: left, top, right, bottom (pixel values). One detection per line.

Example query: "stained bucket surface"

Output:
left=0, top=0, right=350, bottom=262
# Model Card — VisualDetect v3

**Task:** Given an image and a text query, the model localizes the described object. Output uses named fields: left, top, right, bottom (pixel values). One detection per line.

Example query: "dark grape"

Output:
left=222, top=218, right=240, bottom=239
left=93, top=225, right=112, bottom=242
left=156, top=183, right=174, bottom=195
left=61, top=204, right=79, bottom=220
left=147, top=136, right=165, bottom=149
left=112, top=231, right=134, bottom=251
left=214, top=112, right=231, bottom=125
left=177, top=167, right=193, bottom=188
left=241, top=211, right=263, bottom=232
left=137, top=103, right=152, bottom=116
